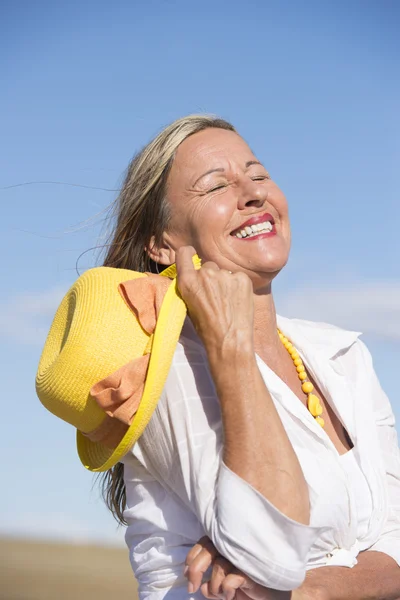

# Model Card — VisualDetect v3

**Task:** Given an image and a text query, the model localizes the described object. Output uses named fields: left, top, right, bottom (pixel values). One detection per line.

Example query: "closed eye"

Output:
left=251, top=174, right=271, bottom=181
left=207, top=184, right=227, bottom=193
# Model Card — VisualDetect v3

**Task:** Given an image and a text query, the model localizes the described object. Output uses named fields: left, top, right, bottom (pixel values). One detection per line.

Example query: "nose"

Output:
left=237, top=178, right=266, bottom=210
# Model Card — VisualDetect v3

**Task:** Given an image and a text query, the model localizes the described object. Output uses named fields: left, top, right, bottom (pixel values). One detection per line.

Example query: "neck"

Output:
left=253, top=284, right=283, bottom=360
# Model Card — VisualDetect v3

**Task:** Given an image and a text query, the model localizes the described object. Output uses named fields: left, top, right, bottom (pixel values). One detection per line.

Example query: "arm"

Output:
left=301, top=551, right=400, bottom=600
left=210, top=341, right=310, bottom=524
left=126, top=247, right=324, bottom=591
left=176, top=247, right=309, bottom=525
left=185, top=542, right=400, bottom=600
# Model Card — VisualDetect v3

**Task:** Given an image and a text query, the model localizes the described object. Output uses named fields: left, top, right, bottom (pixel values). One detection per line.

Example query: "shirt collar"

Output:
left=276, top=315, right=362, bottom=361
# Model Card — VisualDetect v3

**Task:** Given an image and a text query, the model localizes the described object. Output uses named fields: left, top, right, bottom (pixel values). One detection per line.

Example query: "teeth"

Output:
left=234, top=220, right=273, bottom=239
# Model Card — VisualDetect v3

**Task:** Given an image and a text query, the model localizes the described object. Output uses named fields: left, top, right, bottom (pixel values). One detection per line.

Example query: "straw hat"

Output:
left=36, top=256, right=201, bottom=472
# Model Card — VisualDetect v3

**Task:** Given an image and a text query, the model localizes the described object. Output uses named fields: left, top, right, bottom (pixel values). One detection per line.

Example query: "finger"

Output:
left=175, top=246, right=198, bottom=280
left=221, top=572, right=247, bottom=600
left=186, top=544, right=220, bottom=593
left=186, top=547, right=219, bottom=594
left=200, top=580, right=224, bottom=599
left=185, top=536, right=212, bottom=567
left=226, top=572, right=273, bottom=600
left=209, top=557, right=234, bottom=597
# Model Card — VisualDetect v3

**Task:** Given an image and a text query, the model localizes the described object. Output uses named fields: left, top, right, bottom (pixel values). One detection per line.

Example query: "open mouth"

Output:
left=230, top=215, right=275, bottom=239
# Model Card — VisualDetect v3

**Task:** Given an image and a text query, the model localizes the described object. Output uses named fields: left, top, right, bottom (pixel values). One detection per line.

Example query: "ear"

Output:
left=146, top=233, right=177, bottom=266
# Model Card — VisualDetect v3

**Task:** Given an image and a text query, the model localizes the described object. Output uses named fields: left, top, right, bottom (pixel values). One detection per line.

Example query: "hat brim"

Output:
left=77, top=277, right=186, bottom=472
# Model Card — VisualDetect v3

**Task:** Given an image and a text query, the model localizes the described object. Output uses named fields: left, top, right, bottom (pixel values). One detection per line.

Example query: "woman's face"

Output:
left=160, top=128, right=291, bottom=288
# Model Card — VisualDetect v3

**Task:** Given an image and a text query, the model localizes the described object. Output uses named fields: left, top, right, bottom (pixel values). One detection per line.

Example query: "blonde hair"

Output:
left=103, top=114, right=235, bottom=272
left=100, top=114, right=235, bottom=524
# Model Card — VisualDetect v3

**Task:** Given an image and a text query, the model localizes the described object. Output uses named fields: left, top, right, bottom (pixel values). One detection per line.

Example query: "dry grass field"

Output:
left=0, top=537, right=138, bottom=600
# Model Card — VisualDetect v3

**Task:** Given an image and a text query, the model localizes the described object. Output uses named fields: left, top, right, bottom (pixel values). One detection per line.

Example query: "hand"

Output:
left=185, top=537, right=330, bottom=600
left=175, top=246, right=254, bottom=355
left=185, top=537, right=289, bottom=600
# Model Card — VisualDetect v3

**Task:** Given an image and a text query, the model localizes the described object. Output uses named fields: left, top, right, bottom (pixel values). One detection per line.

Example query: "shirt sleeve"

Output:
left=360, top=343, right=400, bottom=566
left=127, top=335, right=326, bottom=591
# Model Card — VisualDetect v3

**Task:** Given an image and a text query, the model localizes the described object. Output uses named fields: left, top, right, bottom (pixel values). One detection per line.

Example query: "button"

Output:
left=325, top=545, right=358, bottom=567
left=325, top=547, right=339, bottom=560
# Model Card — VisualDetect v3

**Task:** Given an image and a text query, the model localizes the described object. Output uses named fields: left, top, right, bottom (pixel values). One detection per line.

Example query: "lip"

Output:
left=230, top=212, right=275, bottom=235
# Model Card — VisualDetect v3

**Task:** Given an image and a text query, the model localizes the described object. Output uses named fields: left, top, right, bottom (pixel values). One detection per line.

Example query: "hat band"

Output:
left=83, top=414, right=129, bottom=449
left=85, top=352, right=150, bottom=446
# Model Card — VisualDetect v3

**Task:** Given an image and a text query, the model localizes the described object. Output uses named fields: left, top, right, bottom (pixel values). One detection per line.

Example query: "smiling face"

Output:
left=153, top=127, right=291, bottom=289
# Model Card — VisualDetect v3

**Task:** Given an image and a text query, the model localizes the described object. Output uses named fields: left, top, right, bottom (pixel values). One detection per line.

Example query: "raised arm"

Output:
left=175, top=247, right=310, bottom=526
left=125, top=247, right=324, bottom=591
left=177, top=247, right=310, bottom=525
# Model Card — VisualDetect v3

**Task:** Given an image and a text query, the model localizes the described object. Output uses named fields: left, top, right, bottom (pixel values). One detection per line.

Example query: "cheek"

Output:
left=205, top=197, right=232, bottom=223
left=270, top=188, right=290, bottom=233
left=271, top=186, right=289, bottom=214
left=189, top=196, right=232, bottom=239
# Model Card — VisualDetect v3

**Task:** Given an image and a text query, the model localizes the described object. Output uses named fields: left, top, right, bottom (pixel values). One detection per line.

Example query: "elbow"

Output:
left=210, top=524, right=308, bottom=591
left=209, top=464, right=319, bottom=589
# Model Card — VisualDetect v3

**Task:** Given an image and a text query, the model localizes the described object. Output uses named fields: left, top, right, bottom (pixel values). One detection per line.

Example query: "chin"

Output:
left=258, top=251, right=290, bottom=273
left=252, top=255, right=289, bottom=283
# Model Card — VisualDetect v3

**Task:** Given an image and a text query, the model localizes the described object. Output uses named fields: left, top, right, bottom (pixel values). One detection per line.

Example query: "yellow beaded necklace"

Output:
left=278, top=330, right=325, bottom=427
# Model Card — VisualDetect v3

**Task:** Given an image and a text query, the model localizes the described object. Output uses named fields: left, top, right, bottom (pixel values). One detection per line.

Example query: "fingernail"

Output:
left=188, top=582, right=194, bottom=594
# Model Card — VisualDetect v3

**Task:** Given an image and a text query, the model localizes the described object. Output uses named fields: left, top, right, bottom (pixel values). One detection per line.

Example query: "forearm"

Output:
left=207, top=339, right=310, bottom=525
left=304, top=551, right=400, bottom=600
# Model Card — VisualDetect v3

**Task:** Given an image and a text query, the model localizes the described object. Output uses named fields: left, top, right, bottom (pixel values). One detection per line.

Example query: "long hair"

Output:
left=99, top=114, right=235, bottom=524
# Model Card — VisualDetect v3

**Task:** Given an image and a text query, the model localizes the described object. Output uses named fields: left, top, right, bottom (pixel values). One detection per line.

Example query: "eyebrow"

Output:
left=192, top=168, right=225, bottom=187
left=192, top=160, right=263, bottom=187
left=245, top=160, right=262, bottom=168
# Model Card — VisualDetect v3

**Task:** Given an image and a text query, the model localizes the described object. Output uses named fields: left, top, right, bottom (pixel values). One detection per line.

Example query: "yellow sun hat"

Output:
left=35, top=256, right=201, bottom=472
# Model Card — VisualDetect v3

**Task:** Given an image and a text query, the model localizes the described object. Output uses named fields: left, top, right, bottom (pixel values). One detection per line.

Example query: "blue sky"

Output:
left=1, top=0, right=399, bottom=545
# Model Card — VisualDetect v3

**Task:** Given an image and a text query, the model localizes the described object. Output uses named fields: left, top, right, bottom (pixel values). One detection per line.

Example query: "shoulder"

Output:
left=276, top=315, right=380, bottom=387
left=277, top=314, right=360, bottom=336
left=277, top=314, right=363, bottom=360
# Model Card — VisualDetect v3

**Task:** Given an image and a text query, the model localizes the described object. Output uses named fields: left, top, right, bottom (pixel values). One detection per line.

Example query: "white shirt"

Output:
left=339, top=449, right=373, bottom=541
left=122, top=316, right=400, bottom=599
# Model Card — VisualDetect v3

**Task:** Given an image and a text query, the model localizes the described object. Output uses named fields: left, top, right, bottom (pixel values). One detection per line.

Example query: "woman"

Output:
left=55, top=114, right=400, bottom=599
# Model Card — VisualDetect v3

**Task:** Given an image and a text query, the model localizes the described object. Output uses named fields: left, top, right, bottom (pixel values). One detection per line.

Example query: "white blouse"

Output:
left=122, top=316, right=400, bottom=599
left=339, top=449, right=373, bottom=543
